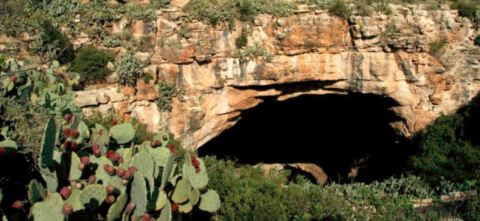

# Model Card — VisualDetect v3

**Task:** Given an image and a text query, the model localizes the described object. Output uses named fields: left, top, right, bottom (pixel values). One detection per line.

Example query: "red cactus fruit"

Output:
left=92, top=144, right=101, bottom=157
left=70, top=130, right=79, bottom=139
left=70, top=142, right=78, bottom=151
left=88, top=175, right=96, bottom=184
left=63, top=204, right=73, bottom=215
left=63, top=127, right=71, bottom=138
left=106, top=185, right=115, bottom=194
left=167, top=143, right=177, bottom=155
left=106, top=150, right=120, bottom=162
left=129, top=166, right=136, bottom=173
left=111, top=119, right=118, bottom=126
left=104, top=164, right=116, bottom=176
left=142, top=213, right=152, bottom=221
left=151, top=140, right=162, bottom=148
left=9, top=75, right=17, bottom=82
left=126, top=203, right=135, bottom=212
left=63, top=141, right=70, bottom=150
left=122, top=171, right=132, bottom=180
left=64, top=113, right=73, bottom=123
left=171, top=203, right=179, bottom=213
left=12, top=200, right=23, bottom=209
left=74, top=182, right=83, bottom=189
left=60, top=187, right=72, bottom=199
left=117, top=168, right=126, bottom=177
left=105, top=195, right=116, bottom=204
left=0, top=147, right=5, bottom=156
left=78, top=163, right=85, bottom=170
left=80, top=156, right=90, bottom=165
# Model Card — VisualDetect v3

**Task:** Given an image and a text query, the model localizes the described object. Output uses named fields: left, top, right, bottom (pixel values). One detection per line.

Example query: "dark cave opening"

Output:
left=198, top=93, right=413, bottom=183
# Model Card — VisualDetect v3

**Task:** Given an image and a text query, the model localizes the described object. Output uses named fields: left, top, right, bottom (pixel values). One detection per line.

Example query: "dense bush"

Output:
left=452, top=0, right=480, bottom=22
left=475, top=35, right=480, bottom=46
left=235, top=31, right=249, bottom=48
left=205, top=156, right=477, bottom=221
left=31, top=21, right=75, bottom=64
left=115, top=53, right=144, bottom=86
left=157, top=82, right=176, bottom=112
left=69, top=46, right=114, bottom=87
left=185, top=0, right=294, bottom=26
left=409, top=94, right=480, bottom=184
left=328, top=0, right=352, bottom=20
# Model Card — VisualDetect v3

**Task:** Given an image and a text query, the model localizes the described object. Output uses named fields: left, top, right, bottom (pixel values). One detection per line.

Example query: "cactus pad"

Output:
left=155, top=190, right=168, bottom=210
left=40, top=117, right=56, bottom=169
left=182, top=154, right=208, bottom=189
left=28, top=179, right=46, bottom=204
left=172, top=178, right=191, bottom=204
left=90, top=156, right=113, bottom=184
left=131, top=172, right=148, bottom=217
left=69, top=152, right=82, bottom=181
left=65, top=189, right=84, bottom=211
left=110, top=123, right=135, bottom=144
left=157, top=201, right=172, bottom=221
left=107, top=192, right=127, bottom=221
left=131, top=151, right=155, bottom=191
left=147, top=145, right=170, bottom=167
left=161, top=155, right=176, bottom=190
left=32, top=193, right=64, bottom=221
left=80, top=184, right=106, bottom=209
left=179, top=202, right=193, bottom=213
left=199, top=190, right=220, bottom=212
left=40, top=168, right=58, bottom=193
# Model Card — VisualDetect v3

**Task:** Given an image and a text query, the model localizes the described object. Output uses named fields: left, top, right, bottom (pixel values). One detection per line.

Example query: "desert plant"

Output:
left=328, top=0, right=352, bottom=20
left=14, top=114, right=220, bottom=221
left=429, top=40, right=446, bottom=57
left=115, top=53, right=144, bottom=86
left=31, top=20, right=75, bottom=64
left=475, top=35, right=480, bottom=46
left=69, top=46, right=114, bottom=87
left=235, top=30, right=249, bottom=48
left=157, top=82, right=176, bottom=112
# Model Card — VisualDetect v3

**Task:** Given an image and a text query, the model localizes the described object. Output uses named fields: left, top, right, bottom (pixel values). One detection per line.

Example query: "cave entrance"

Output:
left=198, top=93, right=413, bottom=183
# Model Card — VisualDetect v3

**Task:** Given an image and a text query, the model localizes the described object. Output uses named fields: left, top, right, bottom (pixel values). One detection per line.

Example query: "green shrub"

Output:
left=235, top=31, right=249, bottom=48
left=204, top=156, right=472, bottom=220
left=185, top=0, right=294, bottom=27
left=114, top=53, right=144, bottom=86
left=31, top=20, right=75, bottom=64
left=157, top=82, right=176, bottom=112
left=452, top=0, right=480, bottom=22
left=409, top=113, right=480, bottom=184
left=328, top=0, right=352, bottom=20
left=429, top=40, right=446, bottom=57
left=475, top=35, right=480, bottom=46
left=69, top=46, right=114, bottom=87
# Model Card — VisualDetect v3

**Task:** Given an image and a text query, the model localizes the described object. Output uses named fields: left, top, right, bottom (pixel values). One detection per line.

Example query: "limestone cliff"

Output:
left=72, top=4, right=480, bottom=149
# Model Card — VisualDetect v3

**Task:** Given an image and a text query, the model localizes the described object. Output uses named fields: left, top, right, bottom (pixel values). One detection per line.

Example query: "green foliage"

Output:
left=157, top=82, right=176, bottom=112
left=31, top=20, right=75, bottom=64
left=185, top=0, right=294, bottom=27
left=475, top=35, right=480, bottom=46
left=233, top=43, right=273, bottom=63
left=409, top=95, right=480, bottom=184
left=205, top=156, right=478, bottom=220
left=328, top=0, right=352, bottom=20
left=452, top=0, right=480, bottom=23
left=115, top=53, right=144, bottom=86
left=235, top=31, right=249, bottom=48
left=429, top=40, right=447, bottom=57
left=19, top=114, right=219, bottom=220
left=69, top=46, right=114, bottom=87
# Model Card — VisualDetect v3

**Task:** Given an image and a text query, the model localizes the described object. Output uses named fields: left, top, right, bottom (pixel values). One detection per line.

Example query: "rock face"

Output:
left=74, top=5, right=480, bottom=150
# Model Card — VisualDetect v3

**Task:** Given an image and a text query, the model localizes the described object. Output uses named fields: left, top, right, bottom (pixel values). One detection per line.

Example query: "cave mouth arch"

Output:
left=198, top=93, right=413, bottom=183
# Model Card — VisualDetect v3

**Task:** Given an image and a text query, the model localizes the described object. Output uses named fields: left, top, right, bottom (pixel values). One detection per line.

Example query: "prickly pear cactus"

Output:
left=69, top=152, right=82, bottom=180
left=80, top=184, right=106, bottom=209
left=32, top=193, right=64, bottom=221
left=157, top=201, right=172, bottom=221
left=90, top=156, right=113, bottom=184
left=199, top=190, right=221, bottom=212
left=172, top=178, right=192, bottom=204
left=183, top=153, right=208, bottom=189
left=107, top=192, right=127, bottom=221
left=131, top=172, right=148, bottom=217
left=161, top=155, right=176, bottom=190
left=40, top=117, right=56, bottom=169
left=65, top=188, right=84, bottom=211
left=28, top=179, right=46, bottom=204
left=110, top=123, right=135, bottom=144
left=131, top=151, right=155, bottom=190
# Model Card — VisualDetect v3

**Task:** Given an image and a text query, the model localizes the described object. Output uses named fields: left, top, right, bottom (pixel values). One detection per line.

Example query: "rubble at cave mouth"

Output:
left=199, top=93, right=414, bottom=183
